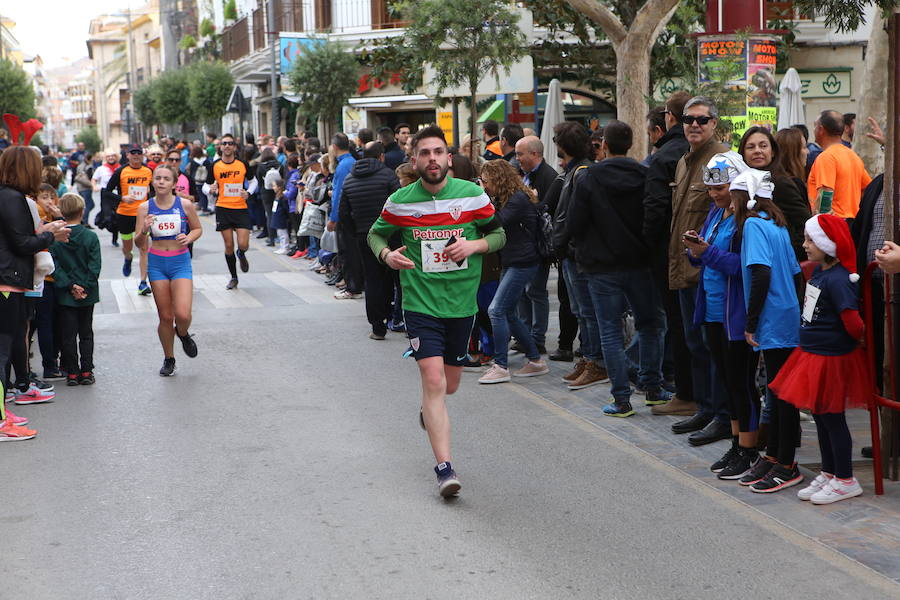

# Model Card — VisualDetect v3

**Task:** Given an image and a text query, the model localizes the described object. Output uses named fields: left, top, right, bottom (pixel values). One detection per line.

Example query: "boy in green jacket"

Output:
left=50, top=194, right=101, bottom=386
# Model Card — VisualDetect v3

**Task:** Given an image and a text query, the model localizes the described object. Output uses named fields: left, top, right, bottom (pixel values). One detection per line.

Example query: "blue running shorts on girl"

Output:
left=148, top=248, right=192, bottom=281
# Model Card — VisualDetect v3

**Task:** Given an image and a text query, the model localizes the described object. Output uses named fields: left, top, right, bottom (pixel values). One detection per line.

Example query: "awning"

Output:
left=478, top=99, right=504, bottom=123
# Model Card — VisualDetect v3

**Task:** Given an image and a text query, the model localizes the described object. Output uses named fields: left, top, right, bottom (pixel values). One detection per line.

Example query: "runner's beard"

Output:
left=417, top=163, right=449, bottom=185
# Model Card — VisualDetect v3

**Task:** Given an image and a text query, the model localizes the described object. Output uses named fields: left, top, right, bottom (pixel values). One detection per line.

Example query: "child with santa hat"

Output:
left=769, top=213, right=871, bottom=504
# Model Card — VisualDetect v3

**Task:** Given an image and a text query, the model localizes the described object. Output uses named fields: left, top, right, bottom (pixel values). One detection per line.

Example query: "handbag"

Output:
left=319, top=228, right=338, bottom=252
left=298, top=201, right=326, bottom=238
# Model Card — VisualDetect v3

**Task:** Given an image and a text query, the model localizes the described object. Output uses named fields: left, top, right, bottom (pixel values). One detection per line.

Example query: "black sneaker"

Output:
left=462, top=356, right=482, bottom=372
left=718, top=448, right=760, bottom=480
left=78, top=372, right=96, bottom=385
left=739, top=457, right=775, bottom=486
left=159, top=357, right=177, bottom=377
left=178, top=332, right=198, bottom=358
left=549, top=348, right=574, bottom=362
left=750, top=463, right=803, bottom=493
left=710, top=444, right=740, bottom=473
left=237, top=249, right=249, bottom=273
left=226, top=278, right=239, bottom=290
left=644, top=387, right=673, bottom=406
left=29, top=373, right=54, bottom=392
left=66, top=374, right=80, bottom=386
left=42, top=368, right=66, bottom=381
left=435, top=462, right=461, bottom=497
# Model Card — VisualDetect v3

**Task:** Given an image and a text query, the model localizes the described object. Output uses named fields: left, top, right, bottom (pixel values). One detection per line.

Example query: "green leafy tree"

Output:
left=75, top=126, right=102, bottom=154
left=794, top=0, right=900, bottom=32
left=391, top=0, right=527, bottom=156
left=179, top=34, right=198, bottom=50
left=187, top=61, right=234, bottom=125
left=224, top=0, right=237, bottom=20
left=287, top=40, right=359, bottom=128
left=0, top=58, right=36, bottom=119
left=152, top=68, right=196, bottom=130
left=564, top=0, right=682, bottom=158
left=133, top=83, right=159, bottom=129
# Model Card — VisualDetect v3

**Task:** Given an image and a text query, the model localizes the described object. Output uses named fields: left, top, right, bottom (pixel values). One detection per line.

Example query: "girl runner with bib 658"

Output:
left=135, top=163, right=203, bottom=376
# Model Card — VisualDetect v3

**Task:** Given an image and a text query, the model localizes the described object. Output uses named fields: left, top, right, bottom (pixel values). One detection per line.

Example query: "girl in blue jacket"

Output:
left=684, top=152, right=761, bottom=480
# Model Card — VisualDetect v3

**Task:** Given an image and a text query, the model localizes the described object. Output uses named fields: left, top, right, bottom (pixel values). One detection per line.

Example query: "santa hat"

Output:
left=729, top=168, right=773, bottom=209
left=804, top=214, right=860, bottom=282
left=703, top=151, right=748, bottom=185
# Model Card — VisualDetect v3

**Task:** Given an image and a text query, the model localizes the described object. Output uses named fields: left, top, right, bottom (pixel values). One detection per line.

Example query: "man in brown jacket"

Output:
left=657, top=96, right=732, bottom=446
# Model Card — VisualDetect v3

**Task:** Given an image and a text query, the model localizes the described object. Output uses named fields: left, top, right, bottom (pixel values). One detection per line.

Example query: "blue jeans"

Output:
left=476, top=279, right=499, bottom=357
left=517, top=260, right=550, bottom=347
left=489, top=265, right=540, bottom=368
left=678, top=286, right=730, bottom=422
left=585, top=268, right=665, bottom=401
left=79, top=189, right=94, bottom=225
left=562, top=259, right=602, bottom=363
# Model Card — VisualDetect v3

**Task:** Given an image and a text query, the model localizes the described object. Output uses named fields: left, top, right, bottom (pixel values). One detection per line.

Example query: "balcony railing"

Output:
left=222, top=16, right=250, bottom=62
left=252, top=6, right=266, bottom=50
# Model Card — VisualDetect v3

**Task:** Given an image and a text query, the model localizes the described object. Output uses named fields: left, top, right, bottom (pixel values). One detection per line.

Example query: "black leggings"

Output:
left=0, top=293, right=27, bottom=419
left=763, top=347, right=800, bottom=465
left=703, top=322, right=760, bottom=432
left=813, top=412, right=853, bottom=478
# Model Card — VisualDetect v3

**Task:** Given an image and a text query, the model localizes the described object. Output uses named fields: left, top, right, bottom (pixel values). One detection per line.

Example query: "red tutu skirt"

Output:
left=769, top=347, right=872, bottom=413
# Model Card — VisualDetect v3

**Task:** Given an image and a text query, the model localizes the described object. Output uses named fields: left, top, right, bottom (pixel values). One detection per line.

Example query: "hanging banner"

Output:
left=698, top=37, right=747, bottom=85
left=748, top=39, right=779, bottom=107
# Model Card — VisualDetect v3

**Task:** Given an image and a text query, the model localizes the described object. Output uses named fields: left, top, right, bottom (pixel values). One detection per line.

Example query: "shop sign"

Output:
left=437, top=111, right=454, bottom=145
left=279, top=36, right=320, bottom=74
left=775, top=71, right=851, bottom=98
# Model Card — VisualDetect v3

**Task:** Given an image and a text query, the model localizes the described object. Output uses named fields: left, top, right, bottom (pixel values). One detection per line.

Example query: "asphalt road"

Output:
left=3, top=216, right=898, bottom=599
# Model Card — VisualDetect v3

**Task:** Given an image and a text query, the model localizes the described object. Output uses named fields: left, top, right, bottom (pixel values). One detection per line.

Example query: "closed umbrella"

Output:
left=540, top=78, right=564, bottom=173
left=777, top=67, right=805, bottom=131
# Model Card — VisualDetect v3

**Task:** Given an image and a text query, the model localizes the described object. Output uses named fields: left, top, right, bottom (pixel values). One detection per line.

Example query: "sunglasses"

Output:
left=166, top=157, right=180, bottom=161
left=592, top=142, right=602, bottom=149
left=681, top=115, right=713, bottom=126
left=128, top=150, right=143, bottom=155
left=221, top=141, right=235, bottom=146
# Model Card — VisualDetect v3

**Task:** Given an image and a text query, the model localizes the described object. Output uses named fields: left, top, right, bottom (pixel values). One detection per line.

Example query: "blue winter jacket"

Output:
left=689, top=204, right=747, bottom=341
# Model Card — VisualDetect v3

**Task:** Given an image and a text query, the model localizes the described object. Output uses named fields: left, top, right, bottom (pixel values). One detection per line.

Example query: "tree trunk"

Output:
left=615, top=38, right=653, bottom=160
left=855, top=13, right=889, bottom=175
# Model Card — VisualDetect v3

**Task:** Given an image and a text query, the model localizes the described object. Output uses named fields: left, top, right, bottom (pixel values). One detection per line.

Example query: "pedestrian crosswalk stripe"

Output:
left=193, top=274, right=264, bottom=309
left=264, top=271, right=334, bottom=305
left=108, top=278, right=156, bottom=313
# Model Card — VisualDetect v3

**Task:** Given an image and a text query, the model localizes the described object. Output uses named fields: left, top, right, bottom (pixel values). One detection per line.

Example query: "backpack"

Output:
left=193, top=163, right=208, bottom=185
left=534, top=202, right=554, bottom=259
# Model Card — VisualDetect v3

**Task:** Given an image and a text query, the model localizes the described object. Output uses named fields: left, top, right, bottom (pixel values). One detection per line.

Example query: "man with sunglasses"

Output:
left=206, top=133, right=252, bottom=290
left=664, top=96, right=732, bottom=446
left=104, top=144, right=154, bottom=295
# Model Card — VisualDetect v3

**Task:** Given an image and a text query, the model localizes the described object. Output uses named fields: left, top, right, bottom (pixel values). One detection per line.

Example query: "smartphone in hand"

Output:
left=445, top=234, right=465, bottom=267
left=683, top=233, right=701, bottom=244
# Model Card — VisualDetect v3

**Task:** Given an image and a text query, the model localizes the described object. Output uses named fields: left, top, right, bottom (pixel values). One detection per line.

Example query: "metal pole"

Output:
left=126, top=6, right=138, bottom=143
left=452, top=98, right=459, bottom=149
left=268, top=0, right=279, bottom=138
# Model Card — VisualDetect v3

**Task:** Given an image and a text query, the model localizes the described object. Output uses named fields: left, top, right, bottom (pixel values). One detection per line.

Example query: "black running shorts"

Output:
left=403, top=310, right=475, bottom=366
left=215, top=207, right=252, bottom=231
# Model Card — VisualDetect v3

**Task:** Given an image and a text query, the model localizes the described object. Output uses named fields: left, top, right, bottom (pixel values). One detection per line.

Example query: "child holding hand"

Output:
left=769, top=214, right=871, bottom=504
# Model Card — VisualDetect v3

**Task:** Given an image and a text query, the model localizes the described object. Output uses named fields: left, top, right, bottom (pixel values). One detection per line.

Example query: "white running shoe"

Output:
left=797, top=472, right=833, bottom=501
left=810, top=477, right=863, bottom=504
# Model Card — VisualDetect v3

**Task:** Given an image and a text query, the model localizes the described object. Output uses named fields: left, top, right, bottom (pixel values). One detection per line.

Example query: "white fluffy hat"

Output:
left=730, top=168, right=774, bottom=209
left=703, top=151, right=748, bottom=186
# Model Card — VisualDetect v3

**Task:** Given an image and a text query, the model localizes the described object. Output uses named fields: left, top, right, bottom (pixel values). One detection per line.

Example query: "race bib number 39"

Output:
left=151, top=213, right=182, bottom=237
left=223, top=183, right=243, bottom=197
left=421, top=237, right=467, bottom=273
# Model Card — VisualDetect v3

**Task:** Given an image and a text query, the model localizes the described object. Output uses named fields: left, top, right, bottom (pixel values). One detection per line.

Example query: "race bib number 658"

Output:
left=421, top=238, right=467, bottom=273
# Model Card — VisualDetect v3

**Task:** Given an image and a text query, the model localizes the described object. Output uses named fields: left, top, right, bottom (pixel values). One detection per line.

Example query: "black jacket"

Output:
left=642, top=124, right=689, bottom=243
left=496, top=190, right=539, bottom=268
left=338, top=158, right=401, bottom=236
left=771, top=174, right=812, bottom=263
left=525, top=160, right=559, bottom=211
left=0, top=186, right=54, bottom=290
left=568, top=157, right=650, bottom=272
left=382, top=142, right=407, bottom=171
left=256, top=159, right=283, bottom=203
left=551, top=158, right=592, bottom=260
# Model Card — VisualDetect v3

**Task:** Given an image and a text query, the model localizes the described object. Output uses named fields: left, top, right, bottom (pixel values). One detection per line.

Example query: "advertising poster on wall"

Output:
left=748, top=39, right=779, bottom=108
left=698, top=37, right=747, bottom=85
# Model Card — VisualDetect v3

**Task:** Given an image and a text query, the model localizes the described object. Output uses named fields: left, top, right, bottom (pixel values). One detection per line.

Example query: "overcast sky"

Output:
left=4, top=1, right=149, bottom=70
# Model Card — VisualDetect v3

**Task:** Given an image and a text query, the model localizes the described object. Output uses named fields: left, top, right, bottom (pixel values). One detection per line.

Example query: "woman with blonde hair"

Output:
left=478, top=159, right=549, bottom=383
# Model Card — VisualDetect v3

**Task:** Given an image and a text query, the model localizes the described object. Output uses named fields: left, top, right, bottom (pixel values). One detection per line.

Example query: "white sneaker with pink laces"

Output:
left=810, top=477, right=863, bottom=504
